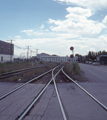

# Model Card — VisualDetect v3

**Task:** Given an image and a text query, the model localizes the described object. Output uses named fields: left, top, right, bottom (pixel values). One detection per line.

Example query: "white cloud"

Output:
left=54, top=0, right=107, bottom=11
left=99, top=34, right=107, bottom=43
left=21, top=30, right=34, bottom=36
left=16, top=5, right=107, bottom=57
left=14, top=35, right=107, bottom=57
left=15, top=36, right=21, bottom=39
left=20, top=28, right=60, bottom=38
left=49, top=7, right=106, bottom=37
left=40, top=24, right=44, bottom=29
left=21, top=30, right=34, bottom=33
left=20, top=29, right=45, bottom=36
left=102, top=16, right=107, bottom=25
left=66, top=7, right=93, bottom=17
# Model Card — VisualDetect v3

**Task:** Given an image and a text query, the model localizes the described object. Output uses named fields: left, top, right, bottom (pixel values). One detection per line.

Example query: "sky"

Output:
left=0, top=0, right=107, bottom=58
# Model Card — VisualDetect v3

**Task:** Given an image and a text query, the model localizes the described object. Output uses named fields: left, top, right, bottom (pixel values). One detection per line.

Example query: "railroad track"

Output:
left=18, top=65, right=62, bottom=120
left=0, top=65, right=63, bottom=120
left=0, top=65, right=47, bottom=79
left=62, top=69, right=107, bottom=112
left=0, top=65, right=107, bottom=120
left=0, top=65, right=56, bottom=100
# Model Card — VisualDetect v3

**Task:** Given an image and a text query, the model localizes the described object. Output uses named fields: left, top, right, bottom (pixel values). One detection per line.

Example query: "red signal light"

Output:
left=70, top=47, right=74, bottom=50
left=70, top=55, right=74, bottom=58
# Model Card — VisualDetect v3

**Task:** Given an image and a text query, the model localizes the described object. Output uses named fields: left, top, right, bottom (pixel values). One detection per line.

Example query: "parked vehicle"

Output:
left=93, top=62, right=100, bottom=66
left=86, top=61, right=89, bottom=64
left=89, top=61, right=93, bottom=64
left=86, top=61, right=93, bottom=64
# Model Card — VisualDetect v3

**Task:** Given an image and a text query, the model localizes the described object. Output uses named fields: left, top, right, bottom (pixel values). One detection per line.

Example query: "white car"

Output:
left=89, top=61, right=93, bottom=64
left=93, top=62, right=100, bottom=66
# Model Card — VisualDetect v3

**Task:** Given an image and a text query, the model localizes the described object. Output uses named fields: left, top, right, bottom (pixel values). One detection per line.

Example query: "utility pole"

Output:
left=36, top=49, right=39, bottom=56
left=26, top=46, right=31, bottom=61
left=7, top=39, right=15, bottom=62
left=30, top=50, right=32, bottom=58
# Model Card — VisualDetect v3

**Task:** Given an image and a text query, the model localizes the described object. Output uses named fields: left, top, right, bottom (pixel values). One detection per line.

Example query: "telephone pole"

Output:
left=26, top=46, right=31, bottom=60
left=30, top=50, right=32, bottom=58
left=36, top=49, right=39, bottom=56
left=7, top=39, right=15, bottom=62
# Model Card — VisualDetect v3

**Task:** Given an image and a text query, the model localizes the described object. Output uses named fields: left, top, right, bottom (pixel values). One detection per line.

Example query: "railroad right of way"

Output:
left=0, top=65, right=107, bottom=120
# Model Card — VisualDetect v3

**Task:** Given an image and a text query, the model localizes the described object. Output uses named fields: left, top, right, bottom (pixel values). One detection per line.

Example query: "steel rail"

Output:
left=0, top=66, right=39, bottom=76
left=0, top=68, right=53, bottom=100
left=0, top=68, right=40, bottom=79
left=18, top=65, right=61, bottom=120
left=0, top=69, right=33, bottom=79
left=52, top=67, right=67, bottom=120
left=62, top=68, right=107, bottom=111
left=0, top=66, right=45, bottom=79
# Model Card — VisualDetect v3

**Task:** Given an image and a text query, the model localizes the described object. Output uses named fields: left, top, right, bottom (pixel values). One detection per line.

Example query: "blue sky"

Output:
left=0, top=0, right=107, bottom=58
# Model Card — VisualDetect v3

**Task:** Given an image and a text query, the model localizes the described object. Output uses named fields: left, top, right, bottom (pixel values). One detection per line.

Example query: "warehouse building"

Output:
left=37, top=53, right=78, bottom=62
left=97, top=55, right=107, bottom=65
left=0, top=40, right=14, bottom=63
left=37, top=53, right=69, bottom=62
left=41, top=56, right=69, bottom=62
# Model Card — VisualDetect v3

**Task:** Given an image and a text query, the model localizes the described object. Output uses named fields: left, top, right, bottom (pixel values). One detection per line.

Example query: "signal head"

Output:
left=70, top=54, right=74, bottom=58
left=70, top=47, right=74, bottom=50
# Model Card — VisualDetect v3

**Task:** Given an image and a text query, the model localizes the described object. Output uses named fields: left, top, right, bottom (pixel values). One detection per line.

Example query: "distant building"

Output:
left=41, top=56, right=69, bottom=62
left=37, top=53, right=79, bottom=62
left=0, top=40, right=14, bottom=63
left=37, top=53, right=51, bottom=60
left=97, top=55, right=107, bottom=65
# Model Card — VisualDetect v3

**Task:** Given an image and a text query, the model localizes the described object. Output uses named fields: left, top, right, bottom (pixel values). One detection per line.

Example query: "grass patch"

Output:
left=0, top=62, right=58, bottom=82
left=0, top=61, right=38, bottom=74
left=64, top=62, right=81, bottom=75
left=0, top=69, right=6, bottom=74
left=64, top=62, right=88, bottom=82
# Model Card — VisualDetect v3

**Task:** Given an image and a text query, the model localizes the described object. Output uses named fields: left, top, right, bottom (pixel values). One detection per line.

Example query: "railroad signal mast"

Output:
left=70, top=46, right=74, bottom=58
left=70, top=54, right=74, bottom=58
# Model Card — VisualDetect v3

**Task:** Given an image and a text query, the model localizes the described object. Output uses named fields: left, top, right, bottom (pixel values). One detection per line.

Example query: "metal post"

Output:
left=26, top=46, right=30, bottom=60
left=7, top=39, right=15, bottom=62
left=36, top=49, right=38, bottom=56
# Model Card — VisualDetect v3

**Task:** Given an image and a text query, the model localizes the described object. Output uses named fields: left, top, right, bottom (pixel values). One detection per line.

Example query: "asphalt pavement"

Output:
left=79, top=63, right=107, bottom=83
